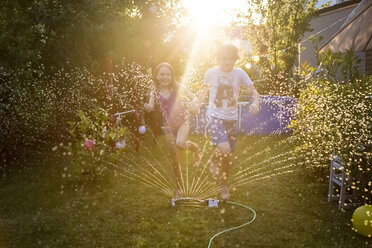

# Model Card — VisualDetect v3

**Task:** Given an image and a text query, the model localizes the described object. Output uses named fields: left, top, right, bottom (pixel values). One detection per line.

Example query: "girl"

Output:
left=144, top=62, right=200, bottom=198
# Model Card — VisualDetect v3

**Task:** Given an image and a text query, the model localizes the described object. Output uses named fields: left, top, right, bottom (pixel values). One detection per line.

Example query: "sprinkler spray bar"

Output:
left=171, top=197, right=219, bottom=208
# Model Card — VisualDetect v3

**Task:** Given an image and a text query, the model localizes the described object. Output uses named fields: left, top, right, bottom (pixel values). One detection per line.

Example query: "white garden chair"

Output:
left=328, top=153, right=358, bottom=209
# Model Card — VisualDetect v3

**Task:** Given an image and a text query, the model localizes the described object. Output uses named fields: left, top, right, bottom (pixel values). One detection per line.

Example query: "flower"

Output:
left=84, top=139, right=95, bottom=151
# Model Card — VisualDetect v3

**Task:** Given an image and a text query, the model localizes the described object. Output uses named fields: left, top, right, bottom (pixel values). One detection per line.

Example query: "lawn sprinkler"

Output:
left=207, top=198, right=219, bottom=208
left=170, top=197, right=257, bottom=248
left=171, top=197, right=219, bottom=208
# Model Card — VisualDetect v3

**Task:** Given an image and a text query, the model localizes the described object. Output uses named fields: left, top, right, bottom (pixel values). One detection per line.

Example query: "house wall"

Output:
left=299, top=2, right=359, bottom=68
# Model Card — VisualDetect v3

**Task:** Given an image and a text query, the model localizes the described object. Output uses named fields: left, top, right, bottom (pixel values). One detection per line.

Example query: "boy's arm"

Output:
left=144, top=90, right=155, bottom=112
left=247, top=84, right=260, bottom=115
left=189, top=84, right=210, bottom=114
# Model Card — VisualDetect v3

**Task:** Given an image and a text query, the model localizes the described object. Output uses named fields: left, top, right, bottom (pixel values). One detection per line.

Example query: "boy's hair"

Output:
left=153, top=62, right=177, bottom=90
left=217, top=44, right=239, bottom=60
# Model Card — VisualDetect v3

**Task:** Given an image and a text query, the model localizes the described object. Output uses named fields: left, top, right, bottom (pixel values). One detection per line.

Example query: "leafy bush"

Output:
left=318, top=49, right=362, bottom=82
left=291, top=77, right=372, bottom=203
left=55, top=108, right=130, bottom=179
left=0, top=61, right=151, bottom=169
left=0, top=67, right=58, bottom=166
left=251, top=71, right=302, bottom=97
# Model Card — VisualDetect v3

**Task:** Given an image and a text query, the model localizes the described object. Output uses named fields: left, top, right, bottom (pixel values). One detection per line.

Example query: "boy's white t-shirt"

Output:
left=203, top=67, right=253, bottom=120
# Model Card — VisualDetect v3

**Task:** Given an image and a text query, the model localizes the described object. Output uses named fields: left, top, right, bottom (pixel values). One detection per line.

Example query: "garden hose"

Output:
left=207, top=200, right=256, bottom=248
left=171, top=197, right=257, bottom=248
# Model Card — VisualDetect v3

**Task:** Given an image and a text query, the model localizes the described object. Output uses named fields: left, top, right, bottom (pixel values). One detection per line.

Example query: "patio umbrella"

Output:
left=319, top=0, right=372, bottom=53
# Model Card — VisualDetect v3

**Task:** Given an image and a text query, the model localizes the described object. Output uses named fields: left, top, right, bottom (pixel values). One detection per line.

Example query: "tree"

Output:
left=243, top=0, right=318, bottom=75
left=0, top=0, right=184, bottom=72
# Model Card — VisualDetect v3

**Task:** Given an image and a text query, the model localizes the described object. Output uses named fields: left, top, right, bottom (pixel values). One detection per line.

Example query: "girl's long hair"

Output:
left=153, top=62, right=177, bottom=91
left=152, top=62, right=182, bottom=125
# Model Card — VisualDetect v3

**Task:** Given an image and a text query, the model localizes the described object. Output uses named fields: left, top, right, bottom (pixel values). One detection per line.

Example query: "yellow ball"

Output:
left=352, top=205, right=372, bottom=237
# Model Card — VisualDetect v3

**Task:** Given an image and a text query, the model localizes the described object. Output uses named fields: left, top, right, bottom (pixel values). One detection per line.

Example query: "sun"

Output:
left=182, top=0, right=249, bottom=29
left=179, top=0, right=261, bottom=89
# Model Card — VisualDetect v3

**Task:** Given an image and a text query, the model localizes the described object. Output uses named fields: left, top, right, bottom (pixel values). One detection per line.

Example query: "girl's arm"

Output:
left=189, top=84, right=210, bottom=114
left=247, top=84, right=260, bottom=115
left=144, top=90, right=155, bottom=112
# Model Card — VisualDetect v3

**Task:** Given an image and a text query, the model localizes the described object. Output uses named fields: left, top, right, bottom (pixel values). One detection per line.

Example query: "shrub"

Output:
left=291, top=77, right=372, bottom=203
left=0, top=60, right=151, bottom=170
left=318, top=49, right=361, bottom=82
left=55, top=107, right=130, bottom=179
left=0, top=67, right=58, bottom=167
left=252, top=71, right=302, bottom=97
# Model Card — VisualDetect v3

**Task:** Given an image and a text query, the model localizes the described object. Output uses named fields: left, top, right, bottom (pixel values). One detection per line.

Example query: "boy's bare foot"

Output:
left=209, top=160, right=220, bottom=179
left=220, top=185, right=230, bottom=200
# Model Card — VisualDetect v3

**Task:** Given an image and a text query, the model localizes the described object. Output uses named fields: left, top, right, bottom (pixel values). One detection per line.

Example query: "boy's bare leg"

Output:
left=217, top=142, right=232, bottom=200
left=210, top=149, right=221, bottom=178
left=220, top=153, right=232, bottom=200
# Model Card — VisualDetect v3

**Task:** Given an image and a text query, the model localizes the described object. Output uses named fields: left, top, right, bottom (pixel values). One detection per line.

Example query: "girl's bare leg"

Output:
left=176, top=122, right=201, bottom=166
left=164, top=131, right=183, bottom=198
left=165, top=121, right=201, bottom=198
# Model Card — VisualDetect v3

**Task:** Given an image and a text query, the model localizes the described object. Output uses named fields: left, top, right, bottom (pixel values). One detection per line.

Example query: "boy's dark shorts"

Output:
left=207, top=116, right=238, bottom=152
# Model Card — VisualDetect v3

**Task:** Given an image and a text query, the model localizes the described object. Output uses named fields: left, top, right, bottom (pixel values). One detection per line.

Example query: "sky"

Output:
left=315, top=0, right=350, bottom=8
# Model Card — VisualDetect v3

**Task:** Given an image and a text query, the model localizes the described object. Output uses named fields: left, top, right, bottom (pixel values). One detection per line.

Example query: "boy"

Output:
left=190, top=44, right=260, bottom=200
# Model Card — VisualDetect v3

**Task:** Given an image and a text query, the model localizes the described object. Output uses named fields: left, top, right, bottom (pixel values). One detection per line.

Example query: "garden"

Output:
left=1, top=0, right=371, bottom=247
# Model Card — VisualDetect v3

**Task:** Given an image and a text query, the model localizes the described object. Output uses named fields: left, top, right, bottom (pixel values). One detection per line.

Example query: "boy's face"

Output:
left=218, top=53, right=237, bottom=72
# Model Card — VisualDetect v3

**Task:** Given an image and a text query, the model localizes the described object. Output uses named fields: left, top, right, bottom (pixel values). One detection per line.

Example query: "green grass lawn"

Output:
left=0, top=135, right=370, bottom=247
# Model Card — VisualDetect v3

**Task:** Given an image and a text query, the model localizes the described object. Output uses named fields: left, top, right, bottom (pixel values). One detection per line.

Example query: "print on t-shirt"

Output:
left=214, top=75, right=236, bottom=108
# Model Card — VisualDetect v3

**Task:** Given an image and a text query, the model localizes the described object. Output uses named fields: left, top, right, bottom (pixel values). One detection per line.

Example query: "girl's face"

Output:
left=156, top=66, right=172, bottom=87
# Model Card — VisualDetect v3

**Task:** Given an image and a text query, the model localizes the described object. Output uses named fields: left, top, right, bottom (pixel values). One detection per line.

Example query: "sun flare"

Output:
left=179, top=0, right=259, bottom=90
left=182, top=0, right=249, bottom=29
